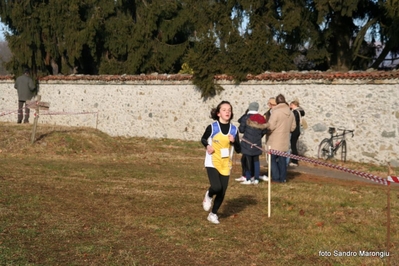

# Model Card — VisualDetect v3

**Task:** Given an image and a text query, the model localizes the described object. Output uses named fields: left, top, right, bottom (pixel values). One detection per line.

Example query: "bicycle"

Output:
left=317, top=127, right=354, bottom=162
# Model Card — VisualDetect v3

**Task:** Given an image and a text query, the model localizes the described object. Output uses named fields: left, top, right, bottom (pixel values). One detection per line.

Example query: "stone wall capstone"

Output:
left=1, top=72, right=398, bottom=167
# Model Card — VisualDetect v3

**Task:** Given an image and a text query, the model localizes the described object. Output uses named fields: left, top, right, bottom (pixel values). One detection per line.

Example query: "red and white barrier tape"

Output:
left=388, top=176, right=399, bottom=183
left=40, top=111, right=98, bottom=116
left=2, top=109, right=98, bottom=117
left=1, top=103, right=36, bottom=117
left=0, top=110, right=17, bottom=117
left=240, top=137, right=398, bottom=185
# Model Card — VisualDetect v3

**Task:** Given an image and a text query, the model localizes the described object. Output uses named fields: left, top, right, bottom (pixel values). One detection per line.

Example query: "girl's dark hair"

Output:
left=276, top=94, right=287, bottom=105
left=210, top=100, right=234, bottom=121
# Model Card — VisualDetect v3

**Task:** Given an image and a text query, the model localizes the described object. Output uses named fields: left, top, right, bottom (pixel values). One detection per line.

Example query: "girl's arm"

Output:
left=200, top=125, right=212, bottom=148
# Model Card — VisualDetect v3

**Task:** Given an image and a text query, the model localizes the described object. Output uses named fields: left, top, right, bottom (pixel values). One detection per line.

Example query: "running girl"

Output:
left=201, top=101, right=241, bottom=224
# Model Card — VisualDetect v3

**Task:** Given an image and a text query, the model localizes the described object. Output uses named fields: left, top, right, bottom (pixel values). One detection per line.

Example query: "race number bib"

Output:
left=220, top=148, right=229, bottom=158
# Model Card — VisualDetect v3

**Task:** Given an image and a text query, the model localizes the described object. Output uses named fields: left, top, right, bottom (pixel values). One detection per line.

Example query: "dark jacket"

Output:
left=14, top=74, right=35, bottom=101
left=291, top=108, right=305, bottom=136
left=238, top=112, right=268, bottom=156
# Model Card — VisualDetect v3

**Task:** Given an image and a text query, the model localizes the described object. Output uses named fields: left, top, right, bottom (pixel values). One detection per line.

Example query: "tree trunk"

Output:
left=328, top=15, right=353, bottom=71
left=370, top=41, right=393, bottom=69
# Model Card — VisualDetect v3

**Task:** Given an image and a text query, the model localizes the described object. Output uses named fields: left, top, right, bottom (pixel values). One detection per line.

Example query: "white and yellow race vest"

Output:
left=204, top=121, right=237, bottom=176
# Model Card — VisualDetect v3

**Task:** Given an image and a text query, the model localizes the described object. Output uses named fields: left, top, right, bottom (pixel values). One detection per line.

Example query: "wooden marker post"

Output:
left=386, top=182, right=391, bottom=266
left=27, top=95, right=50, bottom=144
left=268, top=146, right=271, bottom=218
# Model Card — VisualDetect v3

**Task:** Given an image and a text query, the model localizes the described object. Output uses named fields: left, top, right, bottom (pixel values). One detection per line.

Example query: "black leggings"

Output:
left=290, top=132, right=300, bottom=164
left=206, top=167, right=229, bottom=215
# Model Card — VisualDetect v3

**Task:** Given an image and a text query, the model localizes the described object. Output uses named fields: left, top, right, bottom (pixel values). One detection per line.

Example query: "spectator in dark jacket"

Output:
left=238, top=102, right=268, bottom=185
left=235, top=108, right=252, bottom=182
left=14, top=68, right=35, bottom=123
left=289, top=100, right=305, bottom=167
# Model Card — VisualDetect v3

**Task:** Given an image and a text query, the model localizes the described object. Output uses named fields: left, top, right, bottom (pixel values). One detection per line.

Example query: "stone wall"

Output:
left=1, top=73, right=398, bottom=166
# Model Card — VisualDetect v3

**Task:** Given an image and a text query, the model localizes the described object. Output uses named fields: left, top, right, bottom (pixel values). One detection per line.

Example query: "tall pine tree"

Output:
left=1, top=0, right=398, bottom=98
left=0, top=0, right=193, bottom=76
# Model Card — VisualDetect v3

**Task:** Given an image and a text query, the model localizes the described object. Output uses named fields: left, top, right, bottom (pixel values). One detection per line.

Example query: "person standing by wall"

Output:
left=238, top=102, right=268, bottom=185
left=235, top=108, right=252, bottom=182
left=263, top=97, right=277, bottom=157
left=201, top=101, right=241, bottom=224
left=263, top=97, right=276, bottom=123
left=14, top=68, right=35, bottom=123
left=265, top=94, right=296, bottom=183
left=289, top=100, right=305, bottom=167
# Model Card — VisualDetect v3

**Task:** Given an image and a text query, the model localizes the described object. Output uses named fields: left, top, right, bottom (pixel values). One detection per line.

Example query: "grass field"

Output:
left=0, top=122, right=398, bottom=266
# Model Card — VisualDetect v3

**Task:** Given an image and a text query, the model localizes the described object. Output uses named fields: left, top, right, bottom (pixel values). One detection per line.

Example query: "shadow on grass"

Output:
left=287, top=170, right=302, bottom=182
left=35, top=130, right=71, bottom=141
left=219, top=195, right=257, bottom=218
left=258, top=168, right=302, bottom=182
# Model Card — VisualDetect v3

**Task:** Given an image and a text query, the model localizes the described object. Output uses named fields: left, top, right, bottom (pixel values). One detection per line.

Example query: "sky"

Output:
left=0, top=22, right=9, bottom=41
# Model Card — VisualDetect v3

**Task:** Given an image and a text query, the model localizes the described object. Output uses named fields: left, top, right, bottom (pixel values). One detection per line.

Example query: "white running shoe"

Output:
left=252, top=180, right=259, bottom=185
left=289, top=162, right=298, bottom=167
left=207, top=212, right=220, bottom=224
left=235, top=176, right=246, bottom=182
left=202, top=191, right=212, bottom=211
left=241, top=180, right=252, bottom=185
left=259, top=175, right=269, bottom=181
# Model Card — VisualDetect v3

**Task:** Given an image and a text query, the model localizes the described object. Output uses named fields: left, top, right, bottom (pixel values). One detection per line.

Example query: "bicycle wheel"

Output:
left=340, top=140, right=347, bottom=162
left=318, top=138, right=331, bottom=160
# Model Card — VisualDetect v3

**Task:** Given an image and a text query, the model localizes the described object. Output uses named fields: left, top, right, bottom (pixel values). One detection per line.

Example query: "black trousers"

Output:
left=242, top=154, right=260, bottom=179
left=290, top=132, right=300, bottom=164
left=18, top=101, right=30, bottom=123
left=240, top=155, right=254, bottom=176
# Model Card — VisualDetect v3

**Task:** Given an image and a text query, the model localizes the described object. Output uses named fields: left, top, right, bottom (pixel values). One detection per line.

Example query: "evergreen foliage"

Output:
left=0, top=0, right=398, bottom=98
left=186, top=36, right=224, bottom=98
